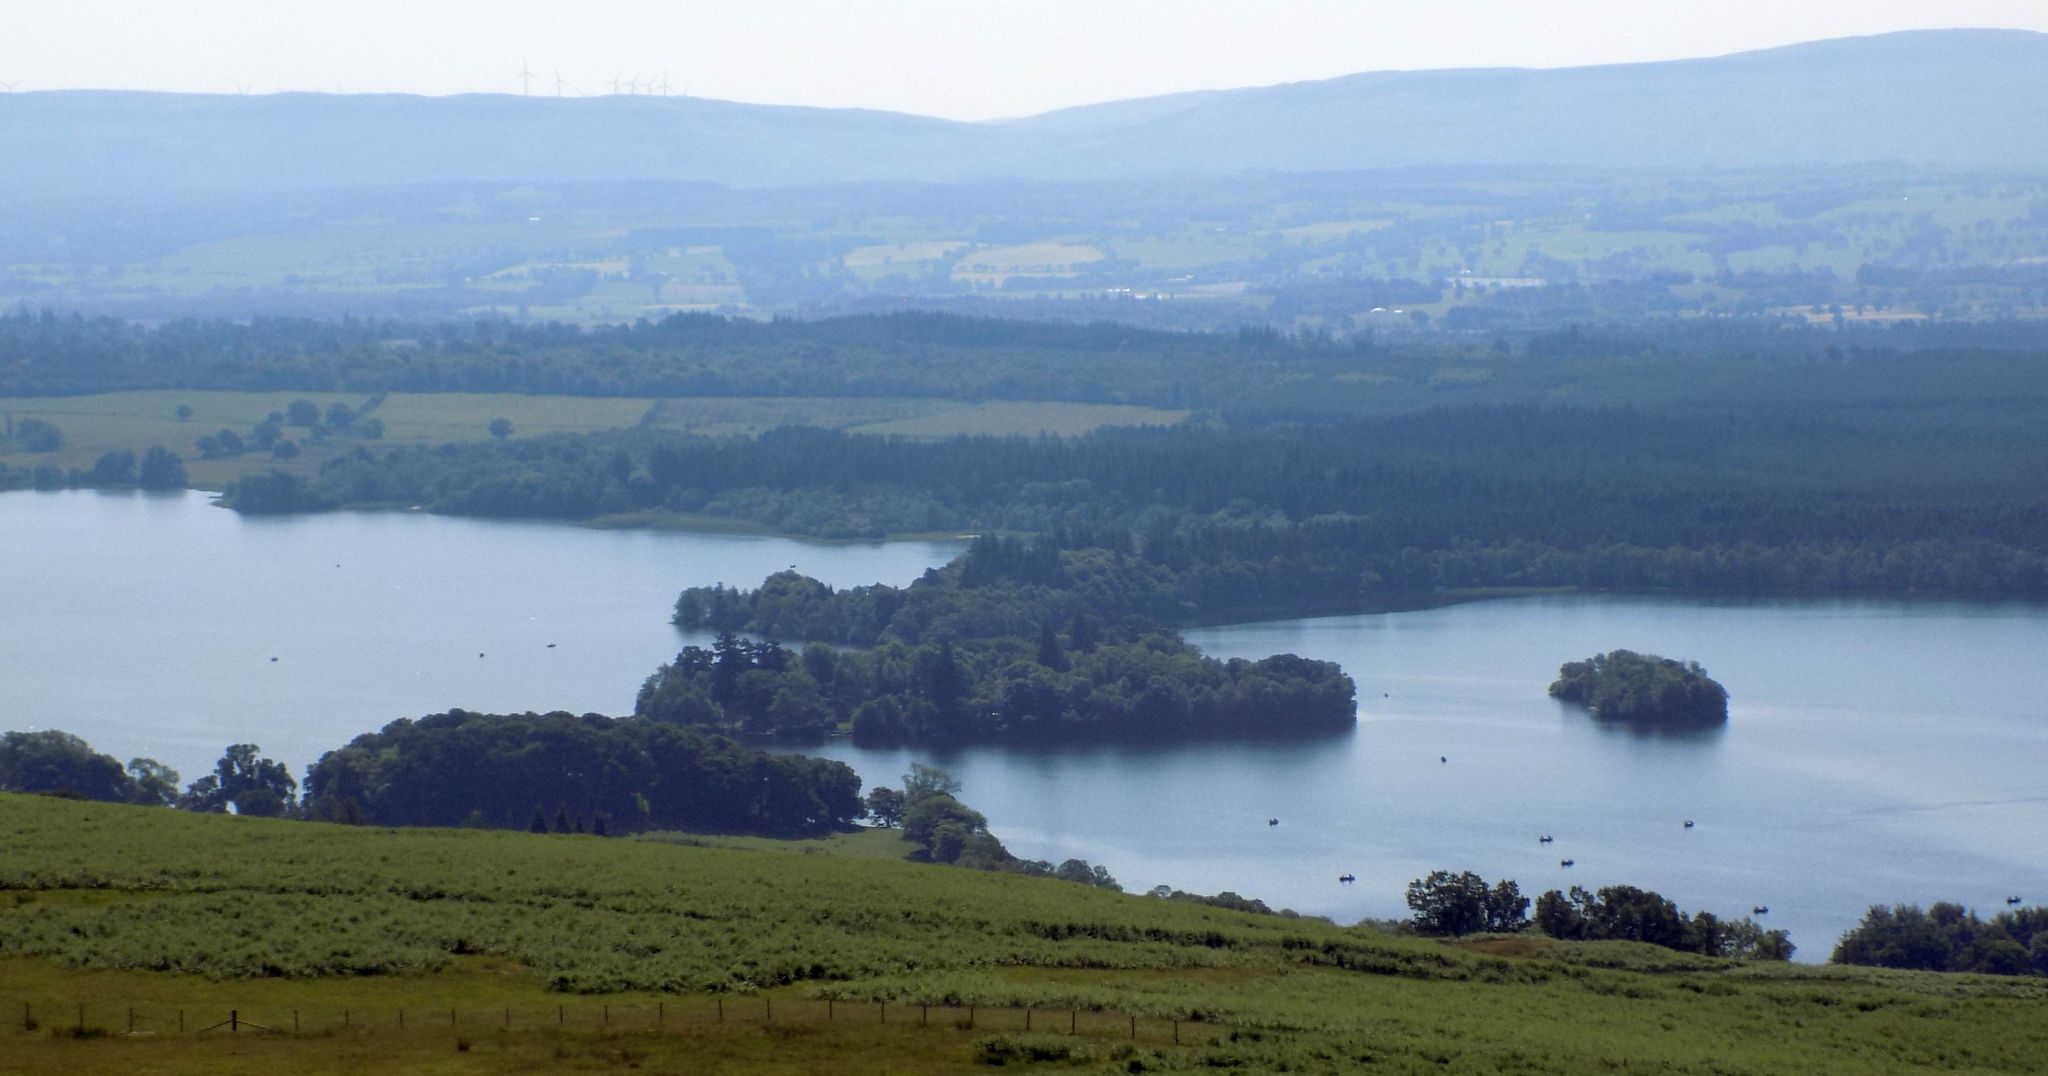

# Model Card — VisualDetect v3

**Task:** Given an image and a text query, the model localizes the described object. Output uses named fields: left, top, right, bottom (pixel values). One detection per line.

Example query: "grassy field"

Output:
left=3, top=793, right=2045, bottom=1074
left=0, top=390, right=654, bottom=488
left=847, top=401, right=1190, bottom=439
left=1, top=391, right=1190, bottom=491
left=952, top=242, right=1105, bottom=285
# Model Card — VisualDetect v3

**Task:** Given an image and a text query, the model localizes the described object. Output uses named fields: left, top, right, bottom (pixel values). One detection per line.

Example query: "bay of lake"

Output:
left=6, top=488, right=2045, bottom=958
left=0, top=489, right=962, bottom=782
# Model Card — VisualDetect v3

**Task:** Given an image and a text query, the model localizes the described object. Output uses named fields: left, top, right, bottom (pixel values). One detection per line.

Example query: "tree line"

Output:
left=1833, top=903, right=2048, bottom=977
left=231, top=405, right=2048, bottom=619
left=1, top=725, right=1133, bottom=896
left=0, top=444, right=188, bottom=493
left=0, top=718, right=863, bottom=837
left=303, top=710, right=861, bottom=835
left=9, top=307, right=2048, bottom=418
left=0, top=731, right=291, bottom=815
left=1405, top=869, right=1795, bottom=961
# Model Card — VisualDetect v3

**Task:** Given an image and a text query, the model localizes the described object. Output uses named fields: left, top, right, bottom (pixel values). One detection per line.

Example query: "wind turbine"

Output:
left=608, top=72, right=623, bottom=95
left=551, top=67, right=571, bottom=97
left=0, top=81, right=16, bottom=93
left=515, top=58, right=535, bottom=95
left=626, top=71, right=641, bottom=95
left=656, top=72, right=673, bottom=96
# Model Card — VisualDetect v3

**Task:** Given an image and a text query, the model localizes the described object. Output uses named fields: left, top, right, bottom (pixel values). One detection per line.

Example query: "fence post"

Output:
left=504, top=1007, right=510, bottom=1028
left=879, top=1001, right=886, bottom=1024
left=1071, top=1008, right=1077, bottom=1035
left=1130, top=1013, right=1136, bottom=1040
left=1026, top=1007, right=1032, bottom=1031
left=398, top=1008, right=404, bottom=1027
left=827, top=998, right=834, bottom=1020
left=294, top=1010, right=300, bottom=1032
left=716, top=997, right=723, bottom=1022
left=967, top=1004, right=974, bottom=1030
left=179, top=1009, right=185, bottom=1034
left=603, top=1004, right=609, bottom=1027
left=765, top=998, right=771, bottom=1023
left=921, top=1002, right=927, bottom=1026
left=659, top=1001, right=664, bottom=1026
left=1173, top=1018, right=1180, bottom=1045
left=229, top=1010, right=238, bottom=1034
left=450, top=1008, right=456, bottom=1027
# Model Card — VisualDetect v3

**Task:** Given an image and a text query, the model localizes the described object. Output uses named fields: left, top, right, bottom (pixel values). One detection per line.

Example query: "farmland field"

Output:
left=1, top=392, right=1190, bottom=490
left=951, top=242, right=1105, bottom=285
left=3, top=794, right=2046, bottom=1074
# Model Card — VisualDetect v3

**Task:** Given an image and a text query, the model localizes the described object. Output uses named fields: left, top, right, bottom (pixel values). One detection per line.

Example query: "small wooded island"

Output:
left=1548, top=649, right=1729, bottom=726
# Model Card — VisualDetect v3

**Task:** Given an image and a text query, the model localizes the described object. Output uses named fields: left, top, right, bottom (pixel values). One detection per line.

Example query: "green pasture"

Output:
left=0, top=390, right=652, bottom=489
left=1, top=391, right=1190, bottom=491
left=847, top=401, right=1190, bottom=439
left=1109, top=235, right=1266, bottom=271
left=2, top=794, right=2046, bottom=1073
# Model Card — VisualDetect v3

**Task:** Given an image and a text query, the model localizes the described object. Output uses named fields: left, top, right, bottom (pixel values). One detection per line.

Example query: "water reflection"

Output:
left=1556, top=701, right=1731, bottom=743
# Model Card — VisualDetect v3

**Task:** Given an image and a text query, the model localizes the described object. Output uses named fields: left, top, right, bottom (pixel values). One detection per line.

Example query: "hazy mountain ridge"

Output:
left=1, top=28, right=2043, bottom=197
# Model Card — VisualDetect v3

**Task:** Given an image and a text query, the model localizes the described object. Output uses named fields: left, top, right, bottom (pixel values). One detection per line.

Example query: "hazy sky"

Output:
left=3, top=1, right=2045, bottom=119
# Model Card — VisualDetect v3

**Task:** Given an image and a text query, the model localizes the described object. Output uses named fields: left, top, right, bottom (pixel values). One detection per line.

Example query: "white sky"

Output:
left=2, top=1, right=2045, bottom=120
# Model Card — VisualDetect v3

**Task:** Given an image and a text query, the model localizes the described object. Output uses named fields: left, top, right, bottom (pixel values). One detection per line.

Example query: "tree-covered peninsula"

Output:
left=1548, top=649, right=1729, bottom=726
left=652, top=536, right=1356, bottom=745
left=303, top=710, right=864, bottom=834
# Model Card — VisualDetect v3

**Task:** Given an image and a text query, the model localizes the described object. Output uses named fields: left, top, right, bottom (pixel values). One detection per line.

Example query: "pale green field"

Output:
left=842, top=240, right=969, bottom=270
left=1109, top=235, right=1267, bottom=271
left=952, top=242, right=1104, bottom=284
left=848, top=401, right=1191, bottom=439
left=1278, top=219, right=1394, bottom=242
left=3, top=391, right=1191, bottom=490
left=636, top=825, right=919, bottom=861
left=0, top=391, right=654, bottom=488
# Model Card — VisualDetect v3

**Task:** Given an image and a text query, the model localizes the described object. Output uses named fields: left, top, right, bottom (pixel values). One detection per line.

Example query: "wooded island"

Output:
left=1549, top=649, right=1729, bottom=726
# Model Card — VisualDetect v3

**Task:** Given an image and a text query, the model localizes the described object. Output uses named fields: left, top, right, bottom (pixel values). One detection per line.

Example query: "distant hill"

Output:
left=1, top=29, right=2043, bottom=197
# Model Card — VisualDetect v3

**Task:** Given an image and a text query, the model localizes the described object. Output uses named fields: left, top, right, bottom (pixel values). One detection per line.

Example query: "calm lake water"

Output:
left=1, top=489, right=963, bottom=782
left=6, top=488, right=2045, bottom=959
left=814, top=597, right=2048, bottom=959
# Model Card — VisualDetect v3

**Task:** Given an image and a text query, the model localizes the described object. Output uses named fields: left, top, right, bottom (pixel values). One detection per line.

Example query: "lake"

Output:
left=0, top=489, right=963, bottom=781
left=6, top=488, right=2045, bottom=959
left=813, top=596, right=2048, bottom=959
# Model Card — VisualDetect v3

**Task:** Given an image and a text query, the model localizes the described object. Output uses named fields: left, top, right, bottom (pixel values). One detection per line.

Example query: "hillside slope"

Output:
left=3, top=793, right=2045, bottom=1073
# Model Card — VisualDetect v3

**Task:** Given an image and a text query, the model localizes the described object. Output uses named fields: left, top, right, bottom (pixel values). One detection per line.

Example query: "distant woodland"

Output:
left=8, top=311, right=2046, bottom=619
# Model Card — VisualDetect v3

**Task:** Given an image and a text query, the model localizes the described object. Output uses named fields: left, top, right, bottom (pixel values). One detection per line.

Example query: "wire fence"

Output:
left=8, top=995, right=1216, bottom=1047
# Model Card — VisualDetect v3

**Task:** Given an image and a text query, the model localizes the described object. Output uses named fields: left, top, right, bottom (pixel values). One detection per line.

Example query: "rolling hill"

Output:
left=4, top=791, right=2046, bottom=1073
left=1, top=29, right=2043, bottom=199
